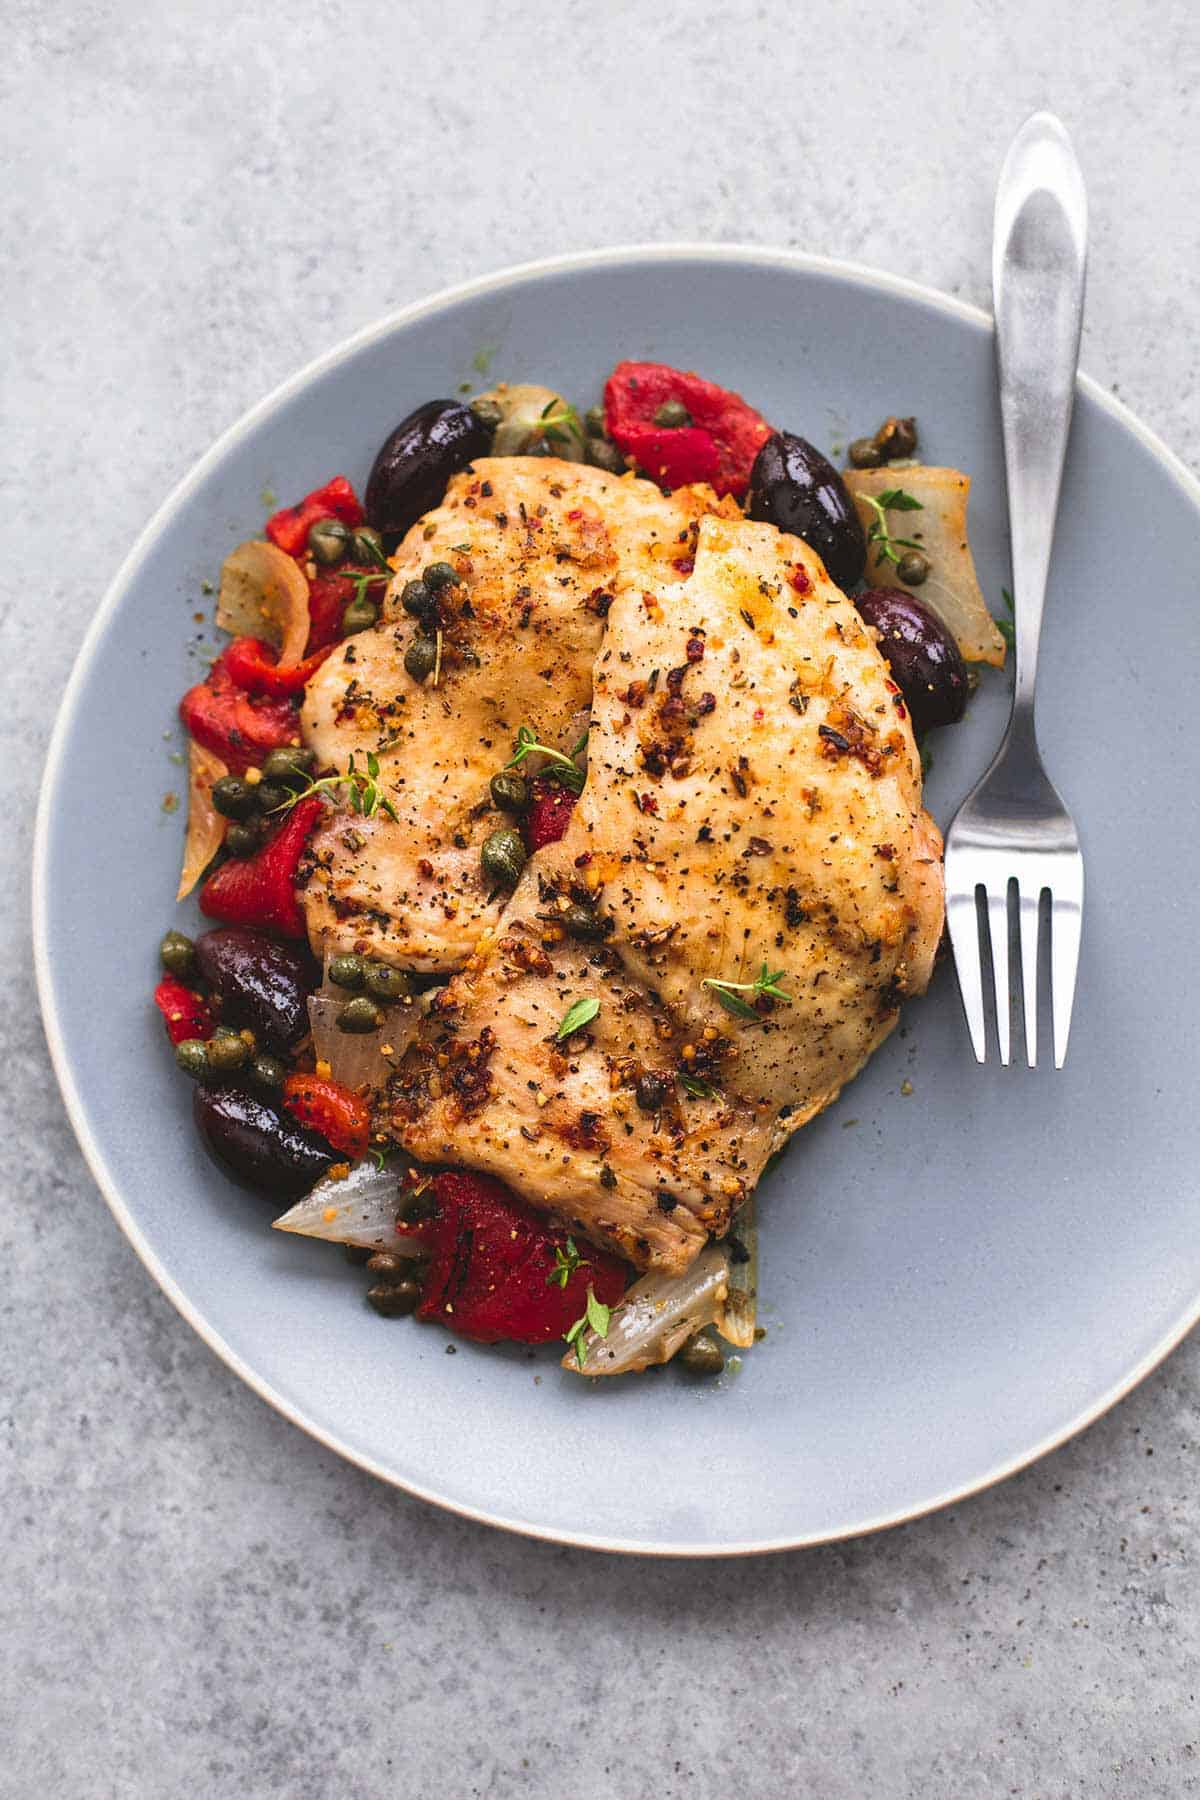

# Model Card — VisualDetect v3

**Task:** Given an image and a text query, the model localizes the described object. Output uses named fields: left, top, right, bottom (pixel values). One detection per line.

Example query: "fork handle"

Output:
left=993, top=113, right=1088, bottom=727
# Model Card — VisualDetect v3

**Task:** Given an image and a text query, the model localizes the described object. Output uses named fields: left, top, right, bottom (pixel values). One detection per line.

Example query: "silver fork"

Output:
left=944, top=112, right=1088, bottom=1069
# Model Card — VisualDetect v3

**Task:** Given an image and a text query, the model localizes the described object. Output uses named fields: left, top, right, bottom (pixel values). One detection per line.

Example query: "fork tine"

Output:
left=946, top=888, right=987, bottom=1063
left=986, top=884, right=1012, bottom=1065
left=1018, top=879, right=1043, bottom=1068
left=1050, top=889, right=1083, bottom=1069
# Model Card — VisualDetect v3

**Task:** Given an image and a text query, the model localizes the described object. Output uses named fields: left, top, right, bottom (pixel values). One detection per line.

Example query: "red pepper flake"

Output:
left=635, top=792, right=659, bottom=816
left=672, top=556, right=695, bottom=575
left=789, top=566, right=812, bottom=595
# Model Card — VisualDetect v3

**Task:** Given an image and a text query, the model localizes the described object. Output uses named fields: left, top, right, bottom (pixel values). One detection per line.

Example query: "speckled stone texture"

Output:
left=4, top=1, right=1200, bottom=1794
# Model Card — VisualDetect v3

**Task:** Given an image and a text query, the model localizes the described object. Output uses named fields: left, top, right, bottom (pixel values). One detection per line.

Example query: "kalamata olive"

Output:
left=747, top=431, right=867, bottom=590
left=364, top=400, right=492, bottom=536
left=195, top=926, right=318, bottom=1049
left=193, top=1084, right=334, bottom=1200
left=854, top=587, right=968, bottom=735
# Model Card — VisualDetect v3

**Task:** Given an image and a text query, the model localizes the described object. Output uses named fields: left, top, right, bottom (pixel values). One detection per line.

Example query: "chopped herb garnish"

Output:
left=338, top=566, right=390, bottom=605
left=564, top=1285, right=612, bottom=1368
left=862, top=488, right=925, bottom=570
left=546, top=1237, right=588, bottom=1289
left=996, top=585, right=1015, bottom=649
left=536, top=399, right=582, bottom=448
left=556, top=996, right=600, bottom=1041
left=702, top=962, right=794, bottom=1021
left=679, top=1073, right=718, bottom=1099
left=503, top=724, right=588, bottom=794
left=273, top=749, right=398, bottom=823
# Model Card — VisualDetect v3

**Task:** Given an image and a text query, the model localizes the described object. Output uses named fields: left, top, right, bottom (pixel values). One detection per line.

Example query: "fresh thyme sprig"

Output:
left=536, top=399, right=583, bottom=448
left=337, top=567, right=390, bottom=606
left=546, top=1237, right=588, bottom=1289
left=564, top=1285, right=612, bottom=1368
left=702, top=962, right=794, bottom=1021
left=272, top=749, right=398, bottom=822
left=996, top=585, right=1015, bottom=650
left=862, top=487, right=925, bottom=570
left=503, top=724, right=588, bottom=794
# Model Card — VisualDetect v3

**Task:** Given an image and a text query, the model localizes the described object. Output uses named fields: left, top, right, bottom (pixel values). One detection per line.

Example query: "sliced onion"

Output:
left=473, top=383, right=586, bottom=461
left=272, top=1158, right=422, bottom=1251
left=176, top=739, right=228, bottom=899
left=562, top=1244, right=755, bottom=1377
left=216, top=538, right=311, bottom=668
left=307, top=987, right=426, bottom=1093
left=844, top=465, right=1006, bottom=666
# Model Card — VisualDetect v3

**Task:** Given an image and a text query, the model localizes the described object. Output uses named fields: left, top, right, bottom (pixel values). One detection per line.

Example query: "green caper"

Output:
left=337, top=995, right=383, bottom=1034
left=470, top=396, right=504, bottom=433
left=342, top=596, right=379, bottom=635
left=207, top=1032, right=250, bottom=1073
left=847, top=436, right=883, bottom=469
left=307, top=517, right=351, bottom=565
left=563, top=901, right=607, bottom=942
left=584, top=405, right=607, bottom=438
left=254, top=782, right=289, bottom=814
left=679, top=1332, right=724, bottom=1375
left=896, top=549, right=930, bottom=586
left=652, top=398, right=691, bottom=428
left=363, top=962, right=415, bottom=1003
left=328, top=954, right=366, bottom=989
left=224, top=821, right=261, bottom=858
left=398, top=1186, right=435, bottom=1224
left=159, top=928, right=195, bottom=977
left=480, top=827, right=527, bottom=887
left=585, top=436, right=626, bottom=474
left=211, top=775, right=257, bottom=821
left=249, top=1051, right=287, bottom=1088
left=261, top=745, right=315, bottom=784
left=400, top=578, right=436, bottom=621
left=174, top=1038, right=213, bottom=1081
left=489, top=769, right=529, bottom=813
left=404, top=636, right=438, bottom=681
left=367, top=1278, right=422, bottom=1317
left=348, top=525, right=385, bottom=564
left=365, top=1250, right=412, bottom=1282
left=423, top=560, right=459, bottom=591
left=635, top=1070, right=671, bottom=1112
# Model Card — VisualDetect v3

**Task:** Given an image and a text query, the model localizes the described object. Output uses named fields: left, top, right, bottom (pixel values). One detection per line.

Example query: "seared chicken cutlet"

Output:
left=393, top=514, right=944, bottom=1274
left=299, top=458, right=735, bottom=971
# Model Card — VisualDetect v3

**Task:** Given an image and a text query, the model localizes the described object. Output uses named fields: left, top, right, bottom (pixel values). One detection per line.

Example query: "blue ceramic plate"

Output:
left=34, top=247, right=1200, bottom=1555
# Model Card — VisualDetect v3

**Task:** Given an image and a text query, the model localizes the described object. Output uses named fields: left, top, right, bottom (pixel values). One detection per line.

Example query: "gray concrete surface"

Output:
left=4, top=2, right=1200, bottom=1794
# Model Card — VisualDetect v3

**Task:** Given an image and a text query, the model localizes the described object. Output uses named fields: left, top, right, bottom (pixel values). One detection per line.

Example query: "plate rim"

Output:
left=33, top=241, right=1200, bottom=1558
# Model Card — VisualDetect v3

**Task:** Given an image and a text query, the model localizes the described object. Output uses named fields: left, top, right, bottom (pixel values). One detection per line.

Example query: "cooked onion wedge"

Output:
left=273, top=1158, right=421, bottom=1251
left=473, top=383, right=586, bottom=461
left=176, top=739, right=228, bottom=899
left=844, top=465, right=1006, bottom=666
left=216, top=538, right=311, bottom=668
left=562, top=1244, right=755, bottom=1377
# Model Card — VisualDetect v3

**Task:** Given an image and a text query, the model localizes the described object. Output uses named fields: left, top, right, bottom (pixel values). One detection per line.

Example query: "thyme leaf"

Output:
left=702, top=962, right=794, bottom=1021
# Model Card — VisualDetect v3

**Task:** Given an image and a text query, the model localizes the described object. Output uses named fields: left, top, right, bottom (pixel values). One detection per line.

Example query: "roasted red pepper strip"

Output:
left=604, top=360, right=772, bottom=498
left=524, top=775, right=577, bottom=850
left=281, top=1073, right=370, bottom=1160
left=153, top=978, right=213, bottom=1046
left=222, top=636, right=333, bottom=696
left=179, top=651, right=301, bottom=775
left=266, top=475, right=364, bottom=558
left=414, top=1171, right=626, bottom=1344
left=304, top=566, right=389, bottom=654
left=199, top=797, right=323, bottom=939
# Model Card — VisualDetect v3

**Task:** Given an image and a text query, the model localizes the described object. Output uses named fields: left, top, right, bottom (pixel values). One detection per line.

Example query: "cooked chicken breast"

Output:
left=392, top=512, right=945, bottom=1272
left=299, top=458, right=735, bottom=971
